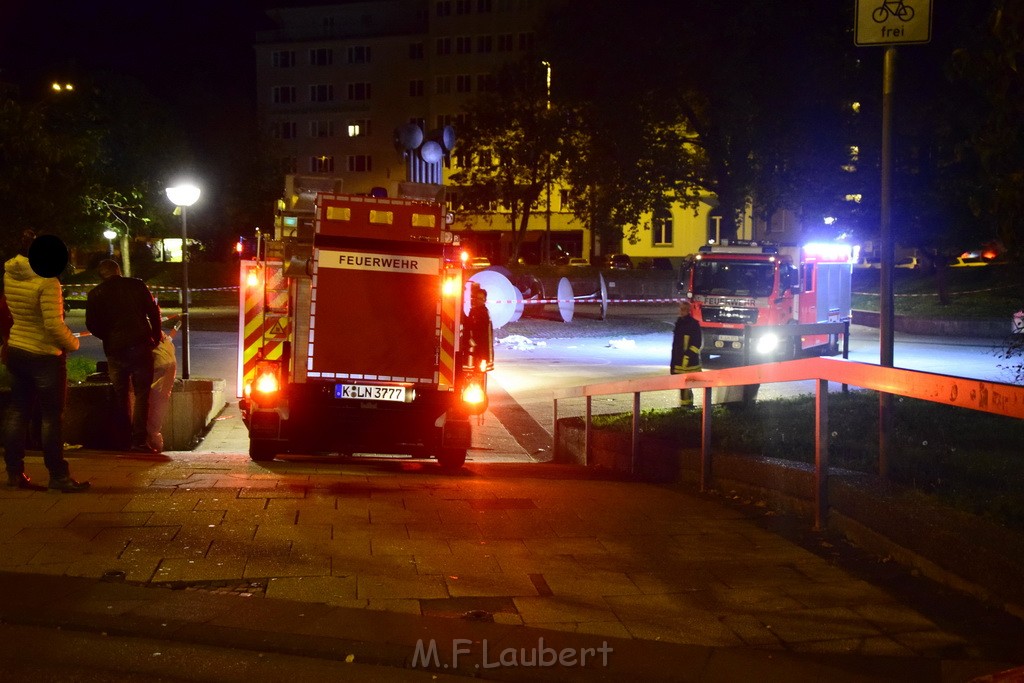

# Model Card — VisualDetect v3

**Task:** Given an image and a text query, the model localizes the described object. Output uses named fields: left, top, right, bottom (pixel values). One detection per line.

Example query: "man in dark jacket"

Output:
left=86, top=260, right=163, bottom=452
left=670, top=300, right=702, bottom=406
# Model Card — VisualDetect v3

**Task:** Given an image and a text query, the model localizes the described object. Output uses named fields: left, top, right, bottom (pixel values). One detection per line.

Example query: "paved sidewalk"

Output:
left=0, top=404, right=1021, bottom=680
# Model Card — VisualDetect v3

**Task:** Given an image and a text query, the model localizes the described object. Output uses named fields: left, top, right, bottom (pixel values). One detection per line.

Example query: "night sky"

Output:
left=0, top=0, right=271, bottom=230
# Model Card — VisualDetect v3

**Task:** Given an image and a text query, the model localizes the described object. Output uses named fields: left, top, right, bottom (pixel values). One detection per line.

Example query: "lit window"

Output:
left=844, top=194, right=863, bottom=203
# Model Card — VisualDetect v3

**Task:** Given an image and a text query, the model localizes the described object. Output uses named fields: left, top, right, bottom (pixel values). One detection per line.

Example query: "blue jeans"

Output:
left=2, top=347, right=71, bottom=479
left=107, top=343, right=155, bottom=449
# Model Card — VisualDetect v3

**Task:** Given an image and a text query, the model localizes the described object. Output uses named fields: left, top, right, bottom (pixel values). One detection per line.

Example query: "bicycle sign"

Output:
left=855, top=0, right=931, bottom=46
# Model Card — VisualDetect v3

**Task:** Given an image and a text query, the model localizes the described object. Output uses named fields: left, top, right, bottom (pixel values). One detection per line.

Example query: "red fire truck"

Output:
left=237, top=193, right=491, bottom=469
left=684, top=240, right=854, bottom=363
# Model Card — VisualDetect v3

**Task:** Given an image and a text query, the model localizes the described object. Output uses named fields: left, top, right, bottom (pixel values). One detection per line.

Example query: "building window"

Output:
left=456, top=36, right=472, bottom=54
left=409, top=116, right=426, bottom=129
left=310, top=84, right=334, bottom=102
left=409, top=79, right=425, bottom=97
left=309, top=48, right=333, bottom=66
left=456, top=0, right=471, bottom=14
left=497, top=34, right=513, bottom=52
left=347, top=119, right=371, bottom=137
left=347, top=45, right=371, bottom=64
left=272, top=121, right=297, bottom=139
left=476, top=35, right=492, bottom=53
left=347, top=155, right=373, bottom=172
left=435, top=1, right=451, bottom=17
left=456, top=74, right=472, bottom=93
left=310, top=120, right=335, bottom=138
left=272, top=50, right=296, bottom=68
left=311, top=156, right=335, bottom=173
left=518, top=32, right=534, bottom=51
left=348, top=82, right=372, bottom=100
left=454, top=113, right=469, bottom=128
left=652, top=211, right=673, bottom=246
left=436, top=37, right=452, bottom=56
left=435, top=76, right=451, bottom=94
left=476, top=73, right=495, bottom=92
left=409, top=42, right=425, bottom=59
left=477, top=0, right=492, bottom=11
left=281, top=157, right=297, bottom=174
left=272, top=86, right=296, bottom=104
left=559, top=189, right=570, bottom=211
left=436, top=114, right=455, bottom=129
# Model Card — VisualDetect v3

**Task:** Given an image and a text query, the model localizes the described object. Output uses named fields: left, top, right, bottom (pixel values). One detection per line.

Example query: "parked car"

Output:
left=469, top=256, right=491, bottom=269
left=568, top=257, right=589, bottom=267
left=853, top=257, right=881, bottom=269
left=949, top=255, right=988, bottom=267
left=600, top=254, right=633, bottom=270
left=895, top=256, right=920, bottom=270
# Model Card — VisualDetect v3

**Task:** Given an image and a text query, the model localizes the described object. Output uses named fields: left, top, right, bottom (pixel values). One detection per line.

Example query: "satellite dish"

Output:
left=468, top=270, right=518, bottom=329
left=394, top=123, right=424, bottom=152
left=557, top=277, right=574, bottom=323
left=509, top=287, right=525, bottom=323
left=435, top=125, right=456, bottom=152
left=28, top=234, right=69, bottom=278
left=419, top=140, right=443, bottom=163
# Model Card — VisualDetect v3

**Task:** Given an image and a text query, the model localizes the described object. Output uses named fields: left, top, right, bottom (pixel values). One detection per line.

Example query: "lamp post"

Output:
left=165, top=183, right=201, bottom=380
left=102, top=228, right=117, bottom=256
left=541, top=60, right=552, bottom=265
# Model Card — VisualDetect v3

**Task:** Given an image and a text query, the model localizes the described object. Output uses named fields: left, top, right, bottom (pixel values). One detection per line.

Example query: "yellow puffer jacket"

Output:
left=3, top=255, right=79, bottom=356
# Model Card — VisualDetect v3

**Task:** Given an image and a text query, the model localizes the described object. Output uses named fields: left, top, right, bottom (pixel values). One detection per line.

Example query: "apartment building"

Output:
left=255, top=0, right=723, bottom=264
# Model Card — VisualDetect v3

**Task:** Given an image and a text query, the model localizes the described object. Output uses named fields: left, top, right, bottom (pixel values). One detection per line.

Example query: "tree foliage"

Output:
left=0, top=73, right=190, bottom=257
left=450, top=59, right=569, bottom=263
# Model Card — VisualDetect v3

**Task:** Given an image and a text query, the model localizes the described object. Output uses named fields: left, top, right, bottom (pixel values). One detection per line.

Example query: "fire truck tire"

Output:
left=437, top=448, right=467, bottom=471
left=249, top=440, right=278, bottom=462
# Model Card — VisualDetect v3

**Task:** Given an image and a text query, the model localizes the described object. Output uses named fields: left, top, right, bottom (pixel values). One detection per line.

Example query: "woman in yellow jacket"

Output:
left=2, top=231, right=89, bottom=492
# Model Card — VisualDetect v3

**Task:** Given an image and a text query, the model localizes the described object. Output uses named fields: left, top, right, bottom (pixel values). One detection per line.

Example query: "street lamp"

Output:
left=165, top=183, right=201, bottom=380
left=102, top=228, right=117, bottom=256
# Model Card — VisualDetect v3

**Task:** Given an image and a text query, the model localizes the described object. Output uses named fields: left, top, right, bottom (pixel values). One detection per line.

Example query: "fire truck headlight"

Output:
left=755, top=333, right=780, bottom=355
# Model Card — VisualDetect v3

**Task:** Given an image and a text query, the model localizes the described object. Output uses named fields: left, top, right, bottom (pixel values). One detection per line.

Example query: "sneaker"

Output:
left=48, top=477, right=90, bottom=493
left=7, top=473, right=43, bottom=490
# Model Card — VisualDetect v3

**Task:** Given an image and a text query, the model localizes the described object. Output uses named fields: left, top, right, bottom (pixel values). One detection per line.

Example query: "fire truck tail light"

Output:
left=246, top=268, right=260, bottom=288
left=442, top=276, right=460, bottom=297
left=256, top=371, right=280, bottom=394
left=462, top=382, right=485, bottom=405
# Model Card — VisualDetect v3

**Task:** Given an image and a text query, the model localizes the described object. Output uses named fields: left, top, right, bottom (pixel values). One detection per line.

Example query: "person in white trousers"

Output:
left=147, top=326, right=178, bottom=452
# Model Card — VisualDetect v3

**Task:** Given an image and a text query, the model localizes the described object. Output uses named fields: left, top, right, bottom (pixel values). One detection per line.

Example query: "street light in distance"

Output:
left=102, top=228, right=117, bottom=256
left=165, top=183, right=201, bottom=380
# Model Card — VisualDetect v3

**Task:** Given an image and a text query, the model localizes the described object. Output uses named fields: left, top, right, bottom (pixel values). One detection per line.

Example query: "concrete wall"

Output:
left=0, top=378, right=226, bottom=452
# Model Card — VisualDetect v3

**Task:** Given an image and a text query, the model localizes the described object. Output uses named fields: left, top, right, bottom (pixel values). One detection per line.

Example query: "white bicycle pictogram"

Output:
left=872, top=0, right=915, bottom=22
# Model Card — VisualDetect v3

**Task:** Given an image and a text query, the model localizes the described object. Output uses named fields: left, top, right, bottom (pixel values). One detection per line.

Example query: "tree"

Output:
left=450, top=59, right=568, bottom=264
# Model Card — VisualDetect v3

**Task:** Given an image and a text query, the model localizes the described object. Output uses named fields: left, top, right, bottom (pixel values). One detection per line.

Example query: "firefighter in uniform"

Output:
left=670, top=300, right=702, bottom=406
left=462, top=283, right=493, bottom=371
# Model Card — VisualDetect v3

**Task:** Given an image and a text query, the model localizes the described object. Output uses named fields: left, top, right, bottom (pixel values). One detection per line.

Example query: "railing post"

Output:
left=631, top=392, right=640, bottom=475
left=842, top=320, right=850, bottom=393
left=701, top=387, right=712, bottom=492
left=552, top=398, right=559, bottom=460
left=814, top=378, right=829, bottom=531
left=585, top=395, right=592, bottom=465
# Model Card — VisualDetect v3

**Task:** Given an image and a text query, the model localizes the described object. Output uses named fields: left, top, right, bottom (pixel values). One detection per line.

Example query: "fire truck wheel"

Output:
left=437, top=448, right=467, bottom=471
left=249, top=440, right=278, bottom=462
